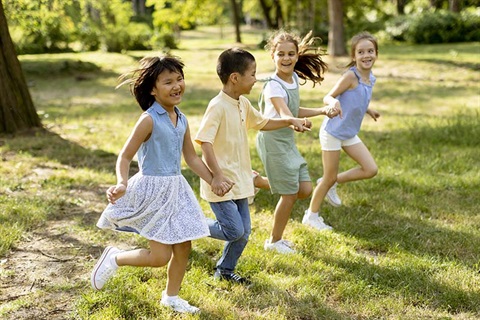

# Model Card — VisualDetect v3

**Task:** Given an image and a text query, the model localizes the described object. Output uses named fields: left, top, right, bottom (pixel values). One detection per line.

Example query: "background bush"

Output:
left=385, top=9, right=480, bottom=44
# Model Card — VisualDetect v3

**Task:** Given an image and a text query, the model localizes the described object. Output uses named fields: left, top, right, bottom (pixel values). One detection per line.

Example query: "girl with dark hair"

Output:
left=91, top=55, right=232, bottom=314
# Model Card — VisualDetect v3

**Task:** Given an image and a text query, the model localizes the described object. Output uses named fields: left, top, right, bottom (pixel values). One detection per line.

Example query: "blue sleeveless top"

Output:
left=137, top=101, right=186, bottom=176
left=325, top=66, right=376, bottom=140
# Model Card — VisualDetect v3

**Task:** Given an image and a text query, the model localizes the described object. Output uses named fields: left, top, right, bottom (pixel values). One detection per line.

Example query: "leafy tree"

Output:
left=0, top=0, right=41, bottom=133
left=4, top=0, right=77, bottom=53
left=146, top=0, right=224, bottom=48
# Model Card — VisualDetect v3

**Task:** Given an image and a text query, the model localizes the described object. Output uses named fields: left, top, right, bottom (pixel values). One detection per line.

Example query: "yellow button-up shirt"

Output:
left=195, top=90, right=269, bottom=202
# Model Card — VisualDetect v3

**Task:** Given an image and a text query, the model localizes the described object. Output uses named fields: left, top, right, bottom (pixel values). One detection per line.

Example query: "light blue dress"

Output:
left=97, top=102, right=210, bottom=244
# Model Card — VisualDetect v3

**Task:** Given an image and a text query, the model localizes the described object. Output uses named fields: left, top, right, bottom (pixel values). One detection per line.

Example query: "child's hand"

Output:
left=106, top=184, right=126, bottom=204
left=211, top=175, right=235, bottom=197
left=367, top=109, right=380, bottom=121
left=291, top=117, right=311, bottom=132
left=325, top=100, right=342, bottom=118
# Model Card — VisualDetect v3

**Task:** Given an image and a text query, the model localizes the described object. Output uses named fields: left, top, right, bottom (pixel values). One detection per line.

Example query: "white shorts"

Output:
left=319, top=127, right=362, bottom=151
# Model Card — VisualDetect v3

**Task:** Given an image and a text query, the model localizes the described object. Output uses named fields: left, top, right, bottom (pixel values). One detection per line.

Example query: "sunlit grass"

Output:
left=1, top=26, right=479, bottom=319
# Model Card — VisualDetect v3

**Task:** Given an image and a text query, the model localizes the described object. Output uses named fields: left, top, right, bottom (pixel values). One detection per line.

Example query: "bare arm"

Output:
left=183, top=124, right=233, bottom=196
left=262, top=97, right=311, bottom=132
left=323, top=70, right=358, bottom=118
left=199, top=141, right=234, bottom=196
left=107, top=113, right=152, bottom=204
left=182, top=123, right=213, bottom=184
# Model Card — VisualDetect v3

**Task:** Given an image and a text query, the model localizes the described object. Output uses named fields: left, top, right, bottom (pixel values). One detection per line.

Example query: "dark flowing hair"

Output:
left=265, top=30, right=328, bottom=87
left=117, top=55, right=185, bottom=111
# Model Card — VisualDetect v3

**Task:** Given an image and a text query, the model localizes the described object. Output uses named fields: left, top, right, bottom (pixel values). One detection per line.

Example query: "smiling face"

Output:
left=353, top=39, right=377, bottom=71
left=150, top=70, right=185, bottom=108
left=272, top=41, right=298, bottom=79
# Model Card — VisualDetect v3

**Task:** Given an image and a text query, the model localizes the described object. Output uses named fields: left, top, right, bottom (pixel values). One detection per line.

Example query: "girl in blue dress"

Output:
left=304, top=32, right=381, bottom=229
left=91, top=55, right=232, bottom=314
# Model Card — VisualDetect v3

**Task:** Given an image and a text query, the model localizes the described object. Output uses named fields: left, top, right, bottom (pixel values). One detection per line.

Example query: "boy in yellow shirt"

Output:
left=195, top=48, right=310, bottom=284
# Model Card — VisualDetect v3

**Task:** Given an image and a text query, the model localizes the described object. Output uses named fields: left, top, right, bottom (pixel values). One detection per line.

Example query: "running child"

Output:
left=304, top=31, right=380, bottom=229
left=257, top=30, right=339, bottom=254
left=90, top=55, right=232, bottom=314
left=195, top=47, right=310, bottom=284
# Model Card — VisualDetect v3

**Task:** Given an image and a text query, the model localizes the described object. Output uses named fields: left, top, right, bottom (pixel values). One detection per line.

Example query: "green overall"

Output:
left=256, top=75, right=311, bottom=195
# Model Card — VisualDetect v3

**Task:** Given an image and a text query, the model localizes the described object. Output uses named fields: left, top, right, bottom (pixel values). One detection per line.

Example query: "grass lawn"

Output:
left=1, top=26, right=479, bottom=319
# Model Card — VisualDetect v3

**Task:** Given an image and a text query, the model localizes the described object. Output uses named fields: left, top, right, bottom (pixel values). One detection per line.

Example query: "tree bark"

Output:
left=0, top=1, right=41, bottom=134
left=449, top=0, right=460, bottom=12
left=258, top=0, right=276, bottom=29
left=230, top=0, right=242, bottom=43
left=327, top=0, right=347, bottom=56
left=396, top=0, right=407, bottom=15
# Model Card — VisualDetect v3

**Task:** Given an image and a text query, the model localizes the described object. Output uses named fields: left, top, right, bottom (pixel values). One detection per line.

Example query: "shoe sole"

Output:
left=91, top=246, right=114, bottom=290
left=303, top=221, right=333, bottom=231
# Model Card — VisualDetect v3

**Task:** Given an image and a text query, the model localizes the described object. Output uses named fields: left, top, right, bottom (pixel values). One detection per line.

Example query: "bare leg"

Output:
left=165, top=241, right=192, bottom=296
left=270, top=194, right=297, bottom=243
left=297, top=181, right=313, bottom=200
left=337, top=142, right=377, bottom=184
left=115, top=240, right=172, bottom=268
left=309, top=150, right=341, bottom=213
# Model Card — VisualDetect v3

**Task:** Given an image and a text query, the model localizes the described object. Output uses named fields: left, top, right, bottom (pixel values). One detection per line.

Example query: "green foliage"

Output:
left=1, top=35, right=479, bottom=319
left=4, top=0, right=77, bottom=53
left=385, top=9, right=480, bottom=44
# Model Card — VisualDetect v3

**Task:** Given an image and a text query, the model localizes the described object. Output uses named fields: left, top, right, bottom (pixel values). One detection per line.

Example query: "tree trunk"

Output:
left=327, top=0, right=347, bottom=56
left=396, top=0, right=407, bottom=15
left=449, top=0, right=460, bottom=12
left=258, top=0, right=275, bottom=29
left=230, top=0, right=242, bottom=43
left=273, top=0, right=284, bottom=29
left=0, top=1, right=41, bottom=134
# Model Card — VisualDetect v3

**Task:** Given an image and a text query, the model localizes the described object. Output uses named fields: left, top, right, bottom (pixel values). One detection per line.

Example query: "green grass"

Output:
left=1, top=26, right=479, bottom=319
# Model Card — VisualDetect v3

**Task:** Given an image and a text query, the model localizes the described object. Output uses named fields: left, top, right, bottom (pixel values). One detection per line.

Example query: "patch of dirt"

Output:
left=0, top=215, right=102, bottom=319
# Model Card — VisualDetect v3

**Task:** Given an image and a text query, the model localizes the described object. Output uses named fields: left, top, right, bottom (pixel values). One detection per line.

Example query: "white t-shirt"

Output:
left=262, top=73, right=298, bottom=118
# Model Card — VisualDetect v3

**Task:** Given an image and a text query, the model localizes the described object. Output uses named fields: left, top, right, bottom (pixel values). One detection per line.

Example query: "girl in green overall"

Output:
left=257, top=30, right=340, bottom=254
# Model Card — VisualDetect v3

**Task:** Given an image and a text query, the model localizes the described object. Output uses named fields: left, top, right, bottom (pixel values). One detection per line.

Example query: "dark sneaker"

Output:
left=214, top=269, right=252, bottom=286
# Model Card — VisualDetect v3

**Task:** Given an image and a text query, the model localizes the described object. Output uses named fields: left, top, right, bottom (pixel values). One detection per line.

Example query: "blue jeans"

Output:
left=208, top=198, right=251, bottom=273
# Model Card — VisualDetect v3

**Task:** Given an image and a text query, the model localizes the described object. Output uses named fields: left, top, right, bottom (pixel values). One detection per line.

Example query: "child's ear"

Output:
left=229, top=72, right=238, bottom=84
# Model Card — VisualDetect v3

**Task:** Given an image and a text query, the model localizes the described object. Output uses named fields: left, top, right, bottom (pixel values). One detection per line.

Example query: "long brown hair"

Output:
left=346, top=32, right=378, bottom=68
left=266, top=30, right=328, bottom=87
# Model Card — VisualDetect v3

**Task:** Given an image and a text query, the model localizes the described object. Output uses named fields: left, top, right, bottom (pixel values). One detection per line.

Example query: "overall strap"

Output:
left=257, top=75, right=296, bottom=113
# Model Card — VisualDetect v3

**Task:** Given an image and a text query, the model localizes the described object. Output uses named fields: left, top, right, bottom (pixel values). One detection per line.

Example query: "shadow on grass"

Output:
left=419, top=58, right=480, bottom=71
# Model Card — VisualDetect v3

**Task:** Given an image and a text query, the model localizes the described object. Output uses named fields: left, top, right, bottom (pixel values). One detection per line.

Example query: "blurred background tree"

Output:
left=2, top=0, right=479, bottom=54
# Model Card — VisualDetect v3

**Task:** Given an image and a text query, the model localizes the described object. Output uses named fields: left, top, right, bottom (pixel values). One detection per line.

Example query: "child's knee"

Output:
left=224, top=226, right=246, bottom=241
left=365, top=165, right=378, bottom=178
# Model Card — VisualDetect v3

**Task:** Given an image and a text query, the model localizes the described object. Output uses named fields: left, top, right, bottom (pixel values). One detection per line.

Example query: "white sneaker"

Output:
left=264, top=239, right=296, bottom=254
left=160, top=291, right=200, bottom=314
left=317, top=177, right=342, bottom=207
left=248, top=170, right=260, bottom=205
left=90, top=246, right=122, bottom=290
left=302, top=210, right=333, bottom=231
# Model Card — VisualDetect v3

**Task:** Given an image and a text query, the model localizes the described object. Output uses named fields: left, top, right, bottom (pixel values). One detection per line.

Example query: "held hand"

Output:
left=291, top=117, right=311, bottom=132
left=106, top=184, right=126, bottom=204
left=325, top=105, right=342, bottom=118
left=211, top=175, right=235, bottom=197
left=327, top=99, right=343, bottom=119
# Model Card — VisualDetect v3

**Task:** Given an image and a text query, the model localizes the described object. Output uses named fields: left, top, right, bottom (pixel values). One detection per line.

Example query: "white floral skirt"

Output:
left=96, top=173, right=210, bottom=244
